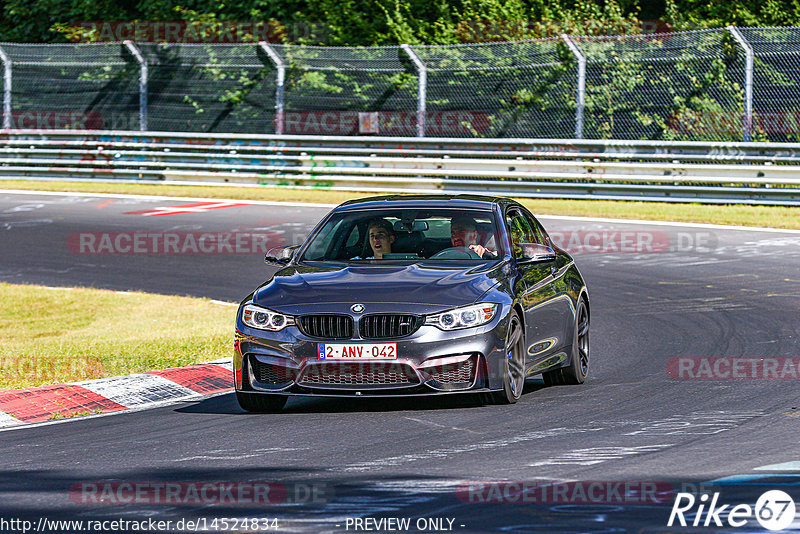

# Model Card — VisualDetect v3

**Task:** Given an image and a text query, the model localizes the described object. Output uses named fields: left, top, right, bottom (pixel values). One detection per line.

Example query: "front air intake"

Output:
left=298, top=314, right=353, bottom=339
left=359, top=314, right=419, bottom=339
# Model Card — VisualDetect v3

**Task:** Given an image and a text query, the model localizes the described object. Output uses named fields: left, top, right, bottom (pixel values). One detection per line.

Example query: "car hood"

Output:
left=251, top=261, right=507, bottom=315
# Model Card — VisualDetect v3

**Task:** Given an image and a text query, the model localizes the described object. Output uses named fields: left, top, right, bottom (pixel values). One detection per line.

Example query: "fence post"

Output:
left=728, top=26, right=753, bottom=142
left=123, top=41, right=148, bottom=131
left=561, top=34, right=586, bottom=139
left=0, top=45, right=11, bottom=129
left=401, top=44, right=427, bottom=137
left=259, top=42, right=285, bottom=135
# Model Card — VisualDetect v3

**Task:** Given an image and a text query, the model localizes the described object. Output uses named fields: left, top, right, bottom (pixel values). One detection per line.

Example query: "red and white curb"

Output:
left=0, top=359, right=233, bottom=428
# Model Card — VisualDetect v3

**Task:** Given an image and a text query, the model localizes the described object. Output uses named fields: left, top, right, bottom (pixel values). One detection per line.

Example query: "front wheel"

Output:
left=236, top=391, right=287, bottom=413
left=543, top=298, right=589, bottom=386
left=489, top=311, right=526, bottom=404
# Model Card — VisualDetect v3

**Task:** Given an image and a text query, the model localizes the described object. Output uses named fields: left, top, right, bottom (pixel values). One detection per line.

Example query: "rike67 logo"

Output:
left=668, top=490, right=796, bottom=531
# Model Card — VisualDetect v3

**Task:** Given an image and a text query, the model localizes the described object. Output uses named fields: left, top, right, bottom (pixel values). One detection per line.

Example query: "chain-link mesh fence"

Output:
left=576, top=29, right=746, bottom=141
left=0, top=27, right=799, bottom=140
left=274, top=45, right=418, bottom=135
left=0, top=43, right=139, bottom=130
left=415, top=38, right=576, bottom=138
left=738, top=27, right=800, bottom=142
left=138, top=43, right=276, bottom=133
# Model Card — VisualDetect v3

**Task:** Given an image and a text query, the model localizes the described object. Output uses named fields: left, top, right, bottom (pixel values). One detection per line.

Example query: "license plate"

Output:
left=317, top=342, right=397, bottom=360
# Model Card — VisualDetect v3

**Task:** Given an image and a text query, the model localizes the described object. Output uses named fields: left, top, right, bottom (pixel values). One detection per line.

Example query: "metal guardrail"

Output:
left=1, top=130, right=800, bottom=205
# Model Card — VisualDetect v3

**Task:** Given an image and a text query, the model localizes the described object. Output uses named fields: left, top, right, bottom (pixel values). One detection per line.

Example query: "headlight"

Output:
left=241, top=304, right=295, bottom=331
left=425, top=303, right=498, bottom=331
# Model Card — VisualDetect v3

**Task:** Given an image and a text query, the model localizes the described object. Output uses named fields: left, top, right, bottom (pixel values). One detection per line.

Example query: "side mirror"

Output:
left=265, top=245, right=300, bottom=265
left=517, top=243, right=556, bottom=264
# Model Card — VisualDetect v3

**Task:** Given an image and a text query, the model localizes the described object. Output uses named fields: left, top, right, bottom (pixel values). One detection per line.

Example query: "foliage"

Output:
left=1, top=0, right=799, bottom=45
left=3, top=1, right=800, bottom=141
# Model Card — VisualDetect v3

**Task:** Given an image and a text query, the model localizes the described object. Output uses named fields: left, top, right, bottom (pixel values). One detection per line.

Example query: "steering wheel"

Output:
left=429, top=246, right=482, bottom=260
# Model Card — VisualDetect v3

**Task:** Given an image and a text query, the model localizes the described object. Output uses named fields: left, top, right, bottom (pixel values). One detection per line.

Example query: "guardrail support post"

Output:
left=401, top=44, right=427, bottom=137
left=259, top=42, right=286, bottom=135
left=0, top=45, right=12, bottom=129
left=561, top=35, right=586, bottom=139
left=728, top=26, right=754, bottom=142
left=123, top=41, right=148, bottom=131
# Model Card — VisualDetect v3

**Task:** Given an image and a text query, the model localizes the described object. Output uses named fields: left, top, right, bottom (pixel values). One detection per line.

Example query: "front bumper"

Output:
left=234, top=315, right=508, bottom=396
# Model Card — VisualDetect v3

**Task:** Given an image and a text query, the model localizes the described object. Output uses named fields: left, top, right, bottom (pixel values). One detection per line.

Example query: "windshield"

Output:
left=299, top=208, right=503, bottom=263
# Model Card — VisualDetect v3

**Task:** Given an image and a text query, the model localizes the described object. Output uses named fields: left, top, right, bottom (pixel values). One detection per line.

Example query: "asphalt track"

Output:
left=1, top=190, right=800, bottom=534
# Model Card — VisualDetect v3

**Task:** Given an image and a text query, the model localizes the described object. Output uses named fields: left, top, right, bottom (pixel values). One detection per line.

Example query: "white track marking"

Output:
left=537, top=214, right=800, bottom=234
left=173, top=447, right=310, bottom=462
left=0, top=411, right=22, bottom=428
left=2, top=219, right=53, bottom=229
left=337, top=427, right=603, bottom=473
left=754, top=461, right=800, bottom=471
left=74, top=374, right=198, bottom=408
left=624, top=411, right=765, bottom=436
left=2, top=203, right=45, bottom=212
left=2, top=189, right=800, bottom=233
left=529, top=444, right=673, bottom=467
left=0, top=189, right=336, bottom=208
left=402, top=416, right=481, bottom=434
left=205, top=358, right=233, bottom=371
left=209, top=299, right=238, bottom=307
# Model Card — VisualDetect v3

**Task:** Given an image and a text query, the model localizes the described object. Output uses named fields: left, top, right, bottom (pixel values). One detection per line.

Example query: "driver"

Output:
left=450, top=216, right=496, bottom=258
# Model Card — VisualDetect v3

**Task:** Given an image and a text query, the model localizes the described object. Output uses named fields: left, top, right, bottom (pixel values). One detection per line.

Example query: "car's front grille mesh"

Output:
left=299, top=363, right=419, bottom=386
left=428, top=358, right=475, bottom=384
left=250, top=359, right=295, bottom=385
left=359, top=314, right=419, bottom=339
left=298, top=314, right=353, bottom=339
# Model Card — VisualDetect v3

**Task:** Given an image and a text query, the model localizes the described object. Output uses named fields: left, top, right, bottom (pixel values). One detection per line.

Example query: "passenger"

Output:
left=357, top=218, right=395, bottom=259
left=450, top=216, right=496, bottom=258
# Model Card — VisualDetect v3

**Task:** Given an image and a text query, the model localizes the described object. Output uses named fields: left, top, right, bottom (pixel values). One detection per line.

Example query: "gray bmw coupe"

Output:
left=234, top=195, right=590, bottom=412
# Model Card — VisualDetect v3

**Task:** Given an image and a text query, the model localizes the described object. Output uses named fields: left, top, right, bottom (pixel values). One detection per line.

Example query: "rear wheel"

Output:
left=543, top=298, right=589, bottom=386
left=236, top=391, right=287, bottom=413
left=489, top=311, right=525, bottom=404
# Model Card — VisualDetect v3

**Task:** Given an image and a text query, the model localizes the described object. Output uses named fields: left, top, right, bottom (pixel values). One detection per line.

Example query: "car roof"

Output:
left=334, top=194, right=517, bottom=212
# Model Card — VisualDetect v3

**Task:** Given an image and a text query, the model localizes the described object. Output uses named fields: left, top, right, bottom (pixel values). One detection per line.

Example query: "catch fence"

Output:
left=1, top=27, right=800, bottom=141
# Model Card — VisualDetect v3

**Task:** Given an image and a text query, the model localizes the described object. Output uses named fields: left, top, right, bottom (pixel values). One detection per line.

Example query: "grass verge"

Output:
left=0, top=282, right=233, bottom=390
left=1, top=180, right=799, bottom=230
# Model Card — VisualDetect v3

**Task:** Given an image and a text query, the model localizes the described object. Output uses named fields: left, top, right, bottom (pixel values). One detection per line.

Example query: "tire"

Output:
left=489, top=311, right=526, bottom=404
left=543, top=298, right=589, bottom=386
left=236, top=391, right=287, bottom=413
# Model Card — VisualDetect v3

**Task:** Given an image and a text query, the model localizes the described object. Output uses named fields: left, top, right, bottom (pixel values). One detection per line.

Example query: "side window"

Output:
left=533, top=221, right=550, bottom=247
left=505, top=209, right=536, bottom=257
left=303, top=218, right=345, bottom=260
left=521, top=210, right=548, bottom=246
left=345, top=225, right=360, bottom=247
